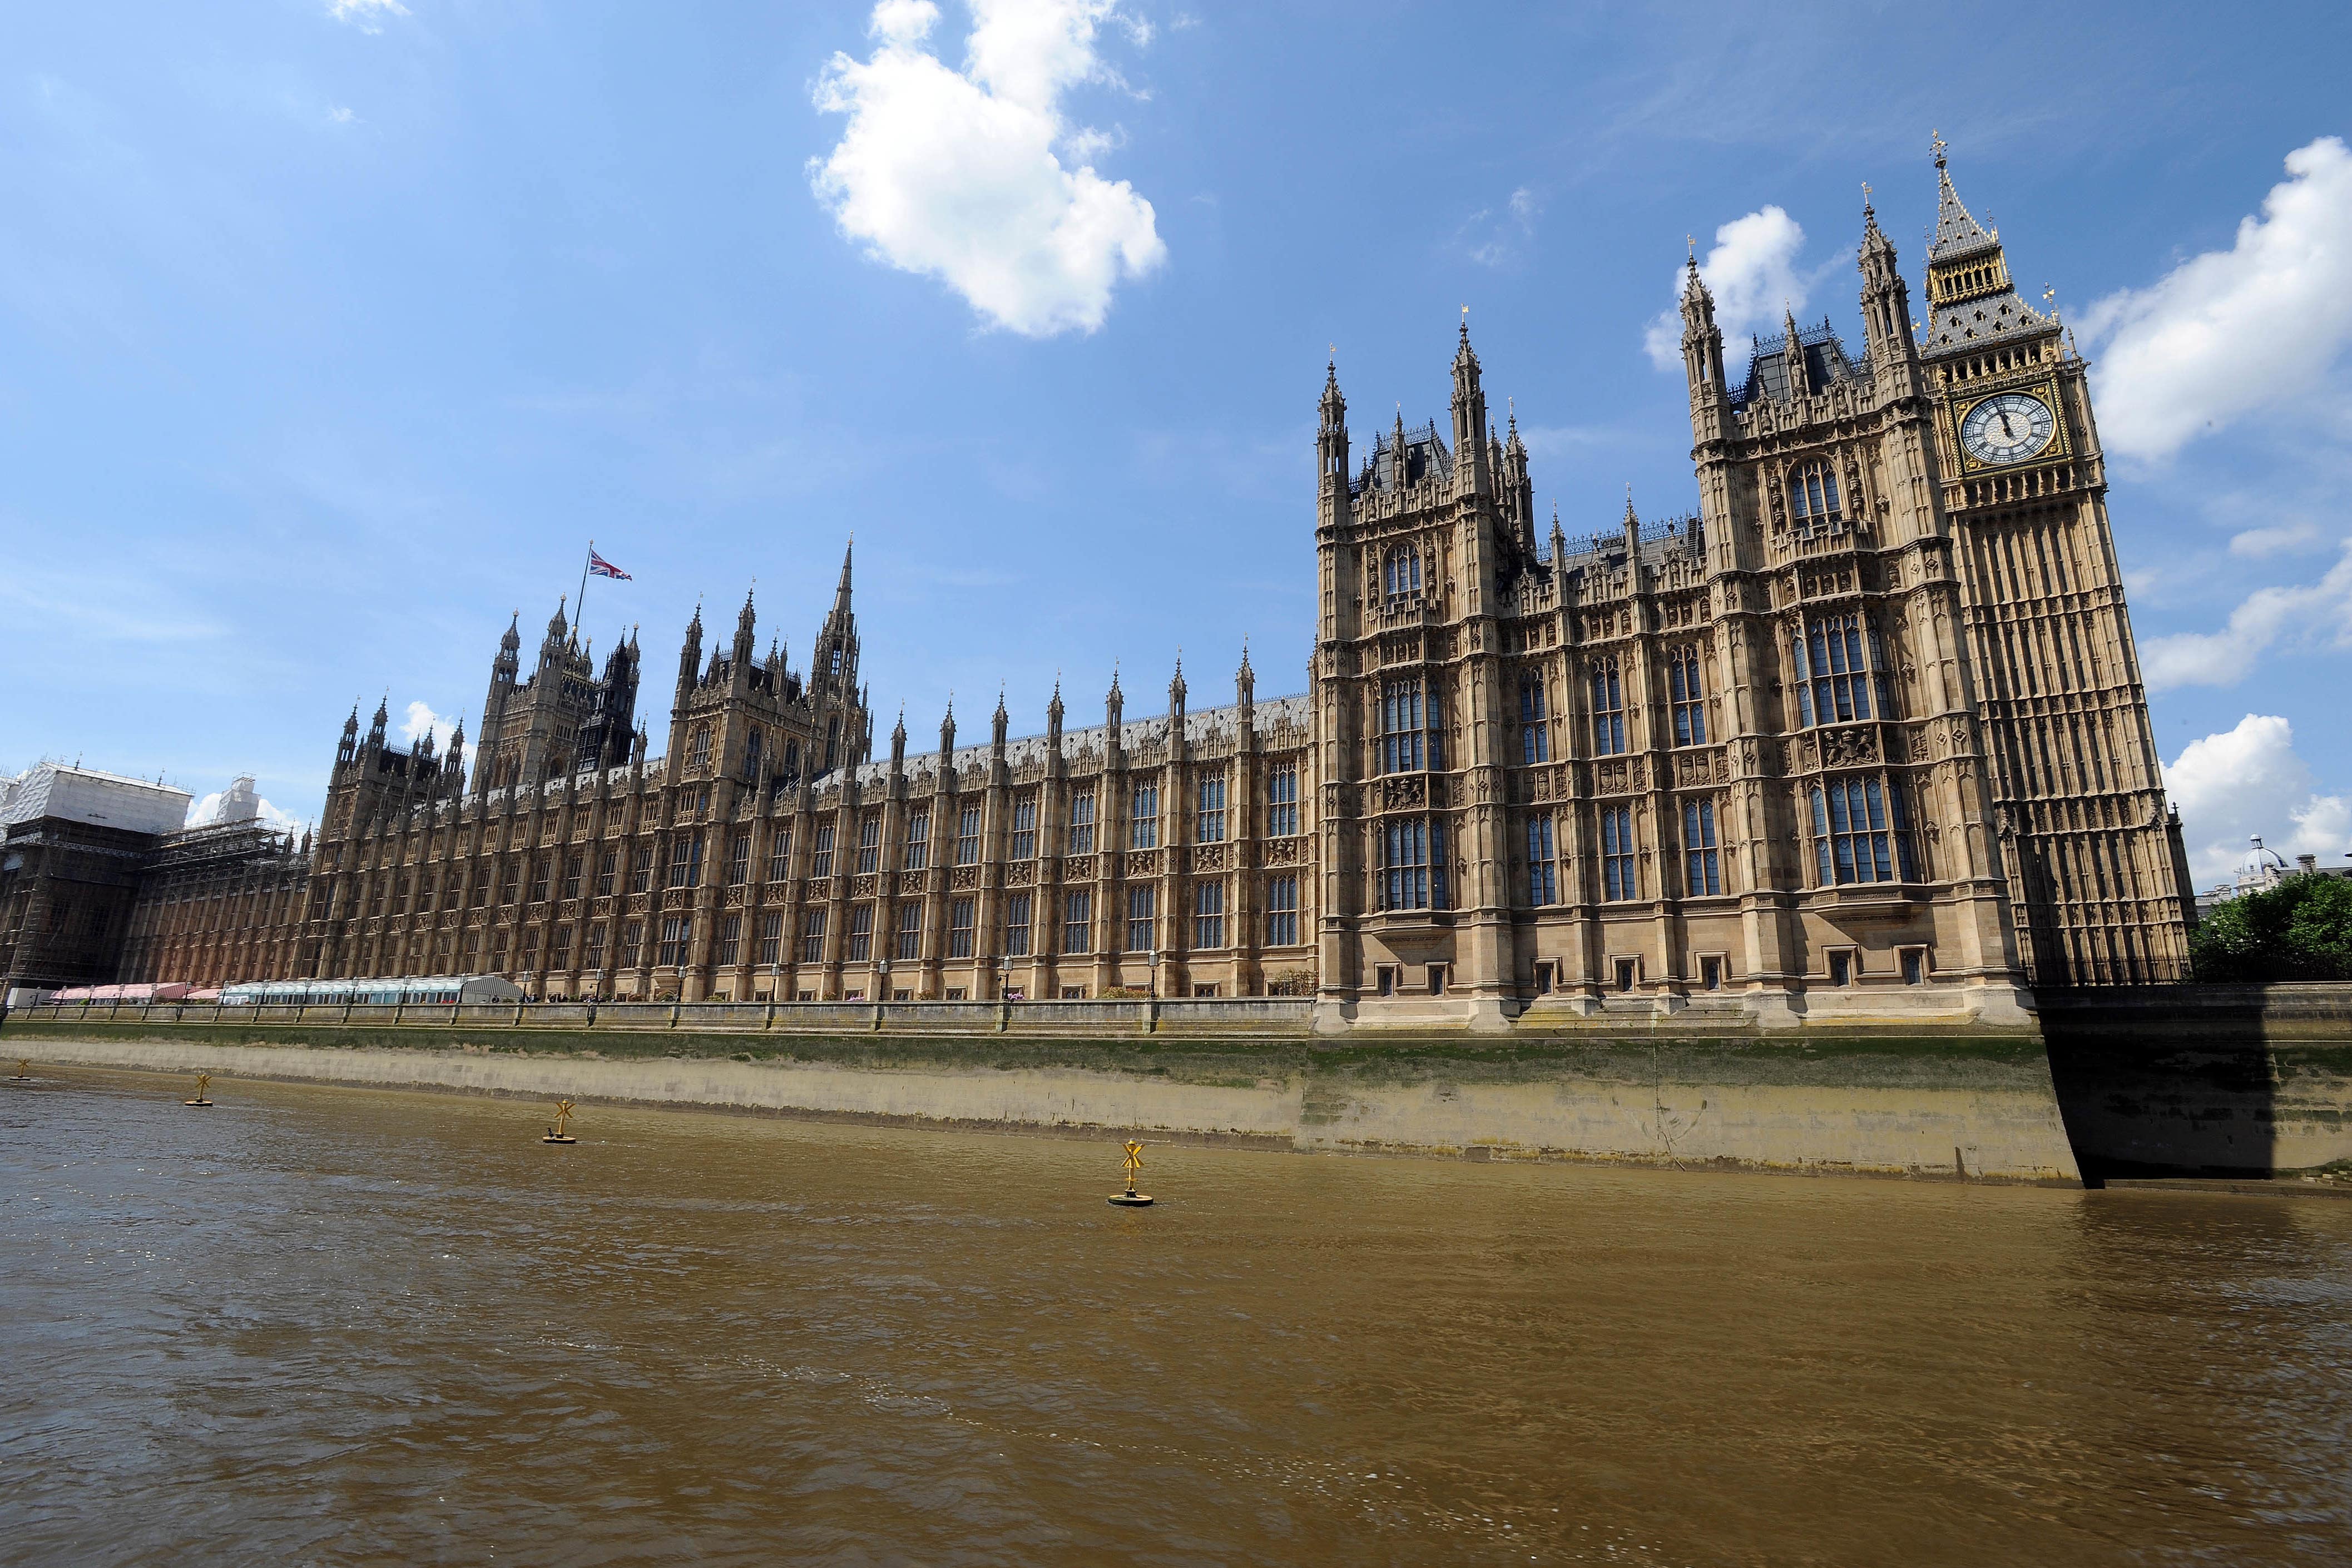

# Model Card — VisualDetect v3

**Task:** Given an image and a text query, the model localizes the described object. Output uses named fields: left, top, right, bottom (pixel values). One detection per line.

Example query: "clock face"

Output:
left=1959, top=391, right=2056, bottom=464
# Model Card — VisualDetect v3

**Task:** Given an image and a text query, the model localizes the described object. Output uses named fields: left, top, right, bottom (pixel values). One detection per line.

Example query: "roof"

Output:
left=1929, top=159, right=1999, bottom=261
left=1352, top=423, right=1453, bottom=495
left=857, top=693, right=1314, bottom=788
left=1734, top=319, right=1869, bottom=410
left=0, top=762, right=191, bottom=836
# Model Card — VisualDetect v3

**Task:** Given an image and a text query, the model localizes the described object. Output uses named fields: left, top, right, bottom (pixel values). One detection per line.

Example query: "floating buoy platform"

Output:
left=1108, top=1139, right=1153, bottom=1206
left=184, top=1072, right=215, bottom=1107
left=542, top=1099, right=579, bottom=1144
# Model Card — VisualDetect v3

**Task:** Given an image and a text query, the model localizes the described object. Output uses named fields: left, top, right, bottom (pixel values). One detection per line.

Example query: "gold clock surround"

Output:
left=1948, top=377, right=2069, bottom=475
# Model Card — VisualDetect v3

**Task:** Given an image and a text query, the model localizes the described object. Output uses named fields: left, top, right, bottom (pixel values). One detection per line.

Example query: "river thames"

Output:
left=6, top=1066, right=2350, bottom=1565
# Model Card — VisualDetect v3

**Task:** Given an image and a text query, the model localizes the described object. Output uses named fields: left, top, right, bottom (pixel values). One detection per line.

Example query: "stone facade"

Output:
left=109, top=153, right=2192, bottom=1026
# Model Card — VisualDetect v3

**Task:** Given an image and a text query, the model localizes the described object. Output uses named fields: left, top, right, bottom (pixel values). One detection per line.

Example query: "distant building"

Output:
left=2194, top=837, right=2352, bottom=918
left=0, top=762, right=191, bottom=999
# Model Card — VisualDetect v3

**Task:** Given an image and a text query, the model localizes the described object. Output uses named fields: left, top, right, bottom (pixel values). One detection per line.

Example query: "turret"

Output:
left=991, top=688, right=1009, bottom=760
left=1105, top=667, right=1125, bottom=764
left=676, top=603, right=704, bottom=704
left=1046, top=678, right=1064, bottom=765
left=1449, top=318, right=1489, bottom=497
left=937, top=698, right=957, bottom=786
left=732, top=587, right=756, bottom=672
left=1857, top=188, right=1915, bottom=365
left=336, top=704, right=360, bottom=770
left=1235, top=643, right=1255, bottom=733
left=1678, top=253, right=1729, bottom=407
left=1781, top=306, right=1811, bottom=398
left=1317, top=359, right=1351, bottom=528
left=444, top=721, right=466, bottom=797
left=890, top=707, right=908, bottom=777
left=365, top=696, right=389, bottom=753
left=1502, top=409, right=1533, bottom=542
left=538, top=597, right=569, bottom=674
left=813, top=540, right=859, bottom=694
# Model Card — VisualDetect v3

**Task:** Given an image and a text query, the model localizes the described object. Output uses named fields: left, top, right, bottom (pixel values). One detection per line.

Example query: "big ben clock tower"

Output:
left=1921, top=137, right=2194, bottom=985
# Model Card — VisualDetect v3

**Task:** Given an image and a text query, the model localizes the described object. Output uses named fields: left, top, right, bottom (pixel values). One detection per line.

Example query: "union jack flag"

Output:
left=587, top=548, right=631, bottom=580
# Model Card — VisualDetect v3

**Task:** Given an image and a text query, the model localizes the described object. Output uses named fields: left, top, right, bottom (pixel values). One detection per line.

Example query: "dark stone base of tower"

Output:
left=76, top=154, right=2192, bottom=1029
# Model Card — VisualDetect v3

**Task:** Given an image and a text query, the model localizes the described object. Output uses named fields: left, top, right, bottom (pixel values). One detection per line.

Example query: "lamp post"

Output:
left=876, top=957, right=891, bottom=1004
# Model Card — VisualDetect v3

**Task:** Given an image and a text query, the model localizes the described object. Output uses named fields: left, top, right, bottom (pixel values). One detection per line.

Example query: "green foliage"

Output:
left=2193, top=874, right=2352, bottom=982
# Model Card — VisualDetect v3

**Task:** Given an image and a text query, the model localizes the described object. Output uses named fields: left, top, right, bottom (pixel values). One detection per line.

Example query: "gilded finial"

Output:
left=1861, top=180, right=1872, bottom=207
left=1931, top=129, right=1947, bottom=166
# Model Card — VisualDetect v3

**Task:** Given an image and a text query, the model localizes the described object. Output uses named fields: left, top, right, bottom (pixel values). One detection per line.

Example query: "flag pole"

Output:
left=575, top=540, right=593, bottom=642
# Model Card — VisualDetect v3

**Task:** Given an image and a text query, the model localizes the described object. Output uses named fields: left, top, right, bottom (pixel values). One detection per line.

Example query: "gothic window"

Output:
left=527, top=857, right=551, bottom=903
left=783, top=739, right=800, bottom=780
left=1379, top=818, right=1443, bottom=911
left=1011, top=796, right=1038, bottom=860
left=1130, top=784, right=1159, bottom=850
left=856, top=815, right=882, bottom=875
left=727, top=833, right=750, bottom=886
left=656, top=916, right=688, bottom=968
left=1382, top=545, right=1423, bottom=600
left=1527, top=815, right=1558, bottom=905
left=1591, top=662, right=1627, bottom=756
left=1267, top=763, right=1299, bottom=837
left=957, top=804, right=982, bottom=866
left=631, top=845, right=654, bottom=894
left=1792, top=614, right=1886, bottom=726
left=810, top=823, right=835, bottom=879
left=1265, top=874, right=1299, bottom=946
left=1600, top=805, right=1637, bottom=901
left=765, top=827, right=791, bottom=884
left=798, top=908, right=826, bottom=965
left=903, top=810, right=929, bottom=870
left=1196, top=775, right=1227, bottom=843
left=585, top=923, right=608, bottom=970
left=1378, top=678, right=1425, bottom=773
left=895, top=902, right=923, bottom=961
left=1669, top=649, right=1708, bottom=746
left=741, top=728, right=762, bottom=783
left=620, top=920, right=643, bottom=968
left=1810, top=778, right=1918, bottom=886
left=666, top=834, right=703, bottom=890
left=1787, top=462, right=1844, bottom=530
left=1521, top=674, right=1551, bottom=764
left=689, top=726, right=712, bottom=773
left=1126, top=886, right=1156, bottom=952
left=1005, top=892, right=1032, bottom=957
left=949, top=897, right=977, bottom=958
left=825, top=717, right=840, bottom=773
left=716, top=915, right=742, bottom=967
left=1067, top=791, right=1096, bottom=855
left=1194, top=881, right=1225, bottom=949
left=1683, top=800, right=1721, bottom=895
left=756, top=913, right=783, bottom=967
left=846, top=905, right=873, bottom=962
left=499, top=861, right=520, bottom=905
left=1062, top=890, right=1093, bottom=954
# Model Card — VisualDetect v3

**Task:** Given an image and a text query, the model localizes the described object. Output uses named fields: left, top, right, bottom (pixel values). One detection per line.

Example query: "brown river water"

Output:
left=5, top=1066, right=2350, bottom=1566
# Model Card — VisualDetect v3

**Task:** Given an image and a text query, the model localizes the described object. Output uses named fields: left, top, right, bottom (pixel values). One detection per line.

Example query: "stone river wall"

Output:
left=6, top=1013, right=2081, bottom=1184
left=17, top=983, right=2352, bottom=1185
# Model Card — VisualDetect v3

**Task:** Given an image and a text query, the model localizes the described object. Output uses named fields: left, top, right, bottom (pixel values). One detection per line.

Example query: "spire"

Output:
left=546, top=596, right=568, bottom=643
left=1235, top=640, right=1255, bottom=728
left=1047, top=674, right=1064, bottom=730
left=833, top=538, right=854, bottom=615
left=991, top=686, right=1009, bottom=753
left=890, top=707, right=908, bottom=773
left=938, top=697, right=956, bottom=771
left=1929, top=131, right=1997, bottom=260
left=500, top=611, right=521, bottom=654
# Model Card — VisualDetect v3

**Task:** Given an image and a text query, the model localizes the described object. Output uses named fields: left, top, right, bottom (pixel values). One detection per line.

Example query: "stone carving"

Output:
left=897, top=872, right=925, bottom=896
left=851, top=874, right=877, bottom=897
left=1381, top=776, right=1426, bottom=810
left=1006, top=861, right=1034, bottom=886
left=1125, top=850, right=1158, bottom=878
left=950, top=865, right=981, bottom=890
left=1192, top=843, right=1227, bottom=872
left=1820, top=727, right=1880, bottom=769
left=1064, top=855, right=1095, bottom=880
left=1265, top=837, right=1301, bottom=865
left=805, top=877, right=833, bottom=901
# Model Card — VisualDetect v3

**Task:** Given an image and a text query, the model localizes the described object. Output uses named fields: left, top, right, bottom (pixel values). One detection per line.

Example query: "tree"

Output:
left=2192, top=874, right=2352, bottom=982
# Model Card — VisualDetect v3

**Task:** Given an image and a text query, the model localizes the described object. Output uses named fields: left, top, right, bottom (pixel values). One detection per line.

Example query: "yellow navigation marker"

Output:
left=14, top=1059, right=28, bottom=1080
left=542, top=1099, right=578, bottom=1145
left=184, top=1073, right=215, bottom=1108
left=1108, top=1138, right=1153, bottom=1207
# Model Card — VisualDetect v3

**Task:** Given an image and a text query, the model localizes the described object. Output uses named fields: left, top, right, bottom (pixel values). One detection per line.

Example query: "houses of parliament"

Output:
left=22, top=152, right=2197, bottom=1028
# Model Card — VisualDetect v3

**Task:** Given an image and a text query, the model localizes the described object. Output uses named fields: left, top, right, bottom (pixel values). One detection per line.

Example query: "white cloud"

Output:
left=1467, top=186, right=1543, bottom=269
left=400, top=700, right=457, bottom=750
left=329, top=0, right=409, bottom=33
left=809, top=0, right=1167, bottom=337
left=2078, top=136, right=2352, bottom=463
left=2164, top=713, right=2352, bottom=885
left=327, top=106, right=355, bottom=125
left=2229, top=521, right=2325, bottom=558
left=2141, top=540, right=2352, bottom=688
left=1644, top=206, right=1824, bottom=369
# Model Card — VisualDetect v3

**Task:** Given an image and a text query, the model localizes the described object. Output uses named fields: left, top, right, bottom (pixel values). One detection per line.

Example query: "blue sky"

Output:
left=3, top=1, right=2349, bottom=886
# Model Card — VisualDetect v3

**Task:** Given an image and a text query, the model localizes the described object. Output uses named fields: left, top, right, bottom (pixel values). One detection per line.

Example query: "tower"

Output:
left=1919, top=143, right=2190, bottom=984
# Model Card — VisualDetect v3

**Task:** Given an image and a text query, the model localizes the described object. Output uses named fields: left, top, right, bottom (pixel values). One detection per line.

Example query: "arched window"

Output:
left=1519, top=674, right=1550, bottom=763
left=1791, top=614, right=1889, bottom=726
left=824, top=717, right=840, bottom=772
left=1668, top=648, right=1707, bottom=746
left=1787, top=462, right=1844, bottom=530
left=1383, top=545, right=1423, bottom=600
left=741, top=728, right=763, bottom=782
left=688, top=725, right=712, bottom=772
left=1809, top=778, right=1918, bottom=885
left=1378, top=678, right=1424, bottom=773
left=1590, top=662, right=1626, bottom=756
